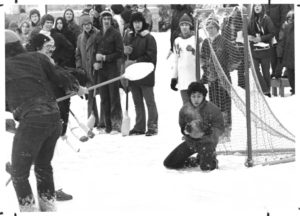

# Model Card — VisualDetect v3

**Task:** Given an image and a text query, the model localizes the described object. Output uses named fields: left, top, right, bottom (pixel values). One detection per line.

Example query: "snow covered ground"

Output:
left=1, top=31, right=299, bottom=216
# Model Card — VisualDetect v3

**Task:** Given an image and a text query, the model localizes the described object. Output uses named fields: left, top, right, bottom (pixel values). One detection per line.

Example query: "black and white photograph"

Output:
left=1, top=1, right=299, bottom=215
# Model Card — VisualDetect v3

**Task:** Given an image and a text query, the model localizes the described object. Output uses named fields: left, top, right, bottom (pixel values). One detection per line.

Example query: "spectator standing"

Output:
left=200, top=16, right=233, bottom=141
left=5, top=30, right=84, bottom=211
left=124, top=12, right=158, bottom=136
left=75, top=14, right=101, bottom=130
left=52, top=17, right=77, bottom=67
left=142, top=5, right=153, bottom=31
left=163, top=82, right=224, bottom=170
left=277, top=10, right=294, bottom=95
left=169, top=5, right=194, bottom=56
left=18, top=20, right=31, bottom=47
left=264, top=4, right=293, bottom=78
left=248, top=4, right=276, bottom=97
left=29, top=9, right=41, bottom=29
left=170, top=13, right=197, bottom=104
left=63, top=8, right=81, bottom=40
left=94, top=11, right=123, bottom=134
left=92, top=5, right=104, bottom=29
left=111, top=4, right=125, bottom=36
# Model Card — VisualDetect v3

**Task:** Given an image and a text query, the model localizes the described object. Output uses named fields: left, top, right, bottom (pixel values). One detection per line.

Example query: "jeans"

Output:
left=163, top=141, right=217, bottom=171
left=130, top=85, right=158, bottom=132
left=11, top=113, right=62, bottom=210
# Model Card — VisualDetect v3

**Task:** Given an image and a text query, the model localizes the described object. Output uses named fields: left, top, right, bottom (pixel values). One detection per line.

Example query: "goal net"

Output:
left=195, top=5, right=295, bottom=166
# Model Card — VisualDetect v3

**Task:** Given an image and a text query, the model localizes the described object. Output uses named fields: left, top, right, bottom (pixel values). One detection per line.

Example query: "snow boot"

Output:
left=38, top=195, right=57, bottom=211
left=56, top=188, right=73, bottom=201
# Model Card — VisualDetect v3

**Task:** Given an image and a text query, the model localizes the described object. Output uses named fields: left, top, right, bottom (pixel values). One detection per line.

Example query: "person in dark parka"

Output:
left=124, top=12, right=158, bottom=136
left=94, top=10, right=124, bottom=134
left=277, top=10, right=294, bottom=95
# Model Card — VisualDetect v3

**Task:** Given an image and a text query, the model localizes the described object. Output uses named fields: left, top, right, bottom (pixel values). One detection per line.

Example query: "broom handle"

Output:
left=57, top=75, right=124, bottom=102
left=126, top=88, right=129, bottom=111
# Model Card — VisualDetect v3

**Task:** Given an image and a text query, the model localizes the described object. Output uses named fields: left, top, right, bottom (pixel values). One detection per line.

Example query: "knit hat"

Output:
left=5, top=29, right=21, bottom=44
left=30, top=33, right=51, bottom=51
left=79, top=14, right=93, bottom=26
left=187, top=82, right=208, bottom=98
left=179, top=13, right=193, bottom=26
left=100, top=10, right=113, bottom=17
left=206, top=15, right=220, bottom=30
left=40, top=14, right=55, bottom=26
left=111, top=5, right=124, bottom=15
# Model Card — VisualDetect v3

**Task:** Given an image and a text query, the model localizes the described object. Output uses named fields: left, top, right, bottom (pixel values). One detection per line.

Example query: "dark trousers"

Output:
left=130, top=85, right=158, bottom=132
left=286, top=68, right=295, bottom=94
left=163, top=141, right=217, bottom=171
left=253, top=57, right=271, bottom=94
left=270, top=46, right=278, bottom=75
left=208, top=80, right=232, bottom=128
left=11, top=113, right=62, bottom=208
left=98, top=72, right=123, bottom=132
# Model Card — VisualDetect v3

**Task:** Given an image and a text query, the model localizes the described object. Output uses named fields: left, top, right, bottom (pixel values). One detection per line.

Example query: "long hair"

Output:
left=54, top=16, right=68, bottom=33
left=249, top=4, right=267, bottom=34
left=63, top=8, right=75, bottom=23
left=5, top=41, right=26, bottom=58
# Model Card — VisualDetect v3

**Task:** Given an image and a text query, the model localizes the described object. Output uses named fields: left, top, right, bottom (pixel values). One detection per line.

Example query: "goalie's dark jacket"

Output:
left=6, top=51, right=78, bottom=120
left=179, top=100, right=225, bottom=147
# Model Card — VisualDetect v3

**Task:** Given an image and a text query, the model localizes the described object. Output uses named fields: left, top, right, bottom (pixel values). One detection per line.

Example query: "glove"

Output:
left=186, top=45, right=195, bottom=55
left=125, top=60, right=136, bottom=68
left=124, top=45, right=133, bottom=55
left=170, top=78, right=178, bottom=91
left=77, top=86, right=88, bottom=97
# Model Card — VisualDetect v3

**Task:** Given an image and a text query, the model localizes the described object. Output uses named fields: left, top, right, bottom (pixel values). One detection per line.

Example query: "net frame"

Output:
left=195, top=5, right=295, bottom=166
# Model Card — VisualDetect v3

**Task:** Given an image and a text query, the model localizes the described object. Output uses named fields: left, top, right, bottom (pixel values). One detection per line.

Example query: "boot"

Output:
left=56, top=188, right=73, bottom=201
left=38, top=195, right=57, bottom=211
left=19, top=194, right=39, bottom=212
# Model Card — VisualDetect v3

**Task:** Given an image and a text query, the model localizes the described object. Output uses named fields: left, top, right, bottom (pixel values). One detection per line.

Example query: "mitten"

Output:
left=170, top=78, right=178, bottom=91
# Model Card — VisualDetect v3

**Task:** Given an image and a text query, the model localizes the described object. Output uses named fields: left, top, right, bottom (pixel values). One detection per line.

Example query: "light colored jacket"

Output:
left=75, top=27, right=99, bottom=84
left=172, top=34, right=196, bottom=90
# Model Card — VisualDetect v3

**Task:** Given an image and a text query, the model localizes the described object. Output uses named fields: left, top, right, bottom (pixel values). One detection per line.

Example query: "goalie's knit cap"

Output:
left=187, top=82, right=208, bottom=98
left=5, top=29, right=21, bottom=44
left=179, top=13, right=193, bottom=26
left=79, top=14, right=93, bottom=26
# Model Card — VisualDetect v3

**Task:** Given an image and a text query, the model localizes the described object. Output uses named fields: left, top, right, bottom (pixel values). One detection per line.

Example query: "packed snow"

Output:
left=1, top=31, right=299, bottom=216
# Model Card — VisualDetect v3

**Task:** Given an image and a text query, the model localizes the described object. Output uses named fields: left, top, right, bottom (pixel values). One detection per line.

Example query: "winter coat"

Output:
left=277, top=23, right=294, bottom=69
left=200, top=34, right=233, bottom=83
left=67, top=20, right=81, bottom=41
left=75, top=27, right=99, bottom=85
left=127, top=30, right=157, bottom=87
left=248, top=12, right=276, bottom=59
left=95, top=26, right=123, bottom=69
left=6, top=52, right=78, bottom=120
left=179, top=100, right=224, bottom=147
left=50, top=29, right=75, bottom=67
left=265, top=4, right=293, bottom=40
left=172, top=33, right=196, bottom=90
